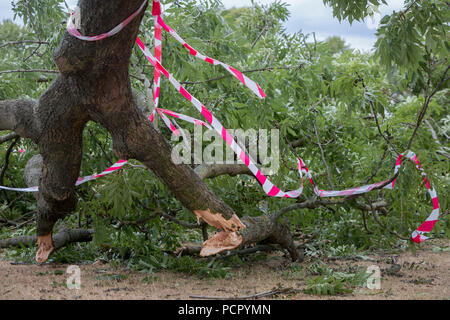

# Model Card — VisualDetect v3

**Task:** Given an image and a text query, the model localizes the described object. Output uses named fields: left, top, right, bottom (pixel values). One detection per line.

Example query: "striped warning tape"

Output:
left=0, top=0, right=440, bottom=244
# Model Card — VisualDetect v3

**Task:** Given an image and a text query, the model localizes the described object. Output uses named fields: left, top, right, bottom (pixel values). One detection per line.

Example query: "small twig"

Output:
left=23, top=0, right=43, bottom=62
left=313, top=113, right=334, bottom=189
left=0, top=138, right=19, bottom=202
left=407, top=63, right=449, bottom=150
left=0, top=69, right=59, bottom=75
left=429, top=117, right=449, bottom=140
left=137, top=199, right=200, bottom=229
left=160, top=212, right=200, bottom=229
left=424, top=119, right=440, bottom=144
left=280, top=148, right=297, bottom=171
left=401, top=0, right=419, bottom=19
left=251, top=20, right=269, bottom=49
left=201, top=222, right=208, bottom=242
left=361, top=209, right=372, bottom=234
left=357, top=73, right=400, bottom=155
left=180, top=65, right=303, bottom=85
left=364, top=195, right=409, bottom=240
left=189, top=287, right=298, bottom=300
left=9, top=216, right=35, bottom=230
left=87, top=129, right=113, bottom=165
left=364, top=144, right=388, bottom=184
left=271, top=183, right=394, bottom=222
left=0, top=40, right=49, bottom=49
left=0, top=193, right=26, bottom=225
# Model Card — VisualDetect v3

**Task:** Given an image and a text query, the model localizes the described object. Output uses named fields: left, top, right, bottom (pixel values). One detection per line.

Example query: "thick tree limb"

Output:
left=195, top=164, right=252, bottom=180
left=0, top=99, right=38, bottom=140
left=0, top=0, right=303, bottom=262
left=0, top=228, right=93, bottom=249
left=0, top=132, right=20, bottom=144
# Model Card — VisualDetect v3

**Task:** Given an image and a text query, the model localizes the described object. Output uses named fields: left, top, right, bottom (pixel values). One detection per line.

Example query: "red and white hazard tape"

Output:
left=150, top=0, right=163, bottom=124
left=155, top=107, right=212, bottom=134
left=0, top=0, right=440, bottom=244
left=0, top=160, right=128, bottom=193
left=66, top=0, right=148, bottom=41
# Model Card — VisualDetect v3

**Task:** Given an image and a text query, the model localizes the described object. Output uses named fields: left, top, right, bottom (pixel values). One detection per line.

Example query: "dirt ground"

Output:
left=0, top=239, right=449, bottom=300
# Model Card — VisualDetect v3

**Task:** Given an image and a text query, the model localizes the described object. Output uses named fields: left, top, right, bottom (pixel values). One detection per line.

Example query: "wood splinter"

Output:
left=193, top=209, right=246, bottom=256
left=35, top=234, right=54, bottom=263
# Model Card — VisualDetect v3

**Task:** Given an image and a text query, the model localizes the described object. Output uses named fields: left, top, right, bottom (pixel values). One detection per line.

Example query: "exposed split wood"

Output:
left=35, top=234, right=54, bottom=264
left=193, top=209, right=246, bottom=256
left=193, top=209, right=246, bottom=232
left=200, top=231, right=243, bottom=256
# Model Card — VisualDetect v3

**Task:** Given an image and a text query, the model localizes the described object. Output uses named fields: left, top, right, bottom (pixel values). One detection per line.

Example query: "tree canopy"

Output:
left=0, top=0, right=448, bottom=280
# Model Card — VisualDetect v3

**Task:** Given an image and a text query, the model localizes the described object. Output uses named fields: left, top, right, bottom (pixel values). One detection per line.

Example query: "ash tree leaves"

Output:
left=323, top=0, right=388, bottom=24
left=324, top=0, right=449, bottom=77
left=0, top=0, right=449, bottom=280
left=374, top=0, right=449, bottom=74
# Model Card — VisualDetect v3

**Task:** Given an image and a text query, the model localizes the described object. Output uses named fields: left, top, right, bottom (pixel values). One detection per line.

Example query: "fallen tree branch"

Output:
left=194, top=164, right=252, bottom=180
left=0, top=228, right=94, bottom=249
left=0, top=132, right=20, bottom=144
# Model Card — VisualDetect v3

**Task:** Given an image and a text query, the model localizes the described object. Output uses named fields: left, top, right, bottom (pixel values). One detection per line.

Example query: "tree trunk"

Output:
left=0, top=0, right=301, bottom=262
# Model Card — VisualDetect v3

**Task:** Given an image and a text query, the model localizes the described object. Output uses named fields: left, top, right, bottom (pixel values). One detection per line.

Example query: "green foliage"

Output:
left=304, top=261, right=370, bottom=295
left=0, top=0, right=448, bottom=279
left=375, top=1, right=449, bottom=72
left=322, top=0, right=387, bottom=23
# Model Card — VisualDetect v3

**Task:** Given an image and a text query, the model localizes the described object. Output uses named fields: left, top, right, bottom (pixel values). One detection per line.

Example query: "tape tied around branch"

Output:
left=0, top=0, right=439, bottom=244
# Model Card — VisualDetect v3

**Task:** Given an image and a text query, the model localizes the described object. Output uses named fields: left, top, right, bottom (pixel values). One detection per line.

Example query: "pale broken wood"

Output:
left=193, top=209, right=246, bottom=232
left=193, top=209, right=247, bottom=256
left=200, top=231, right=243, bottom=256
left=189, top=287, right=299, bottom=300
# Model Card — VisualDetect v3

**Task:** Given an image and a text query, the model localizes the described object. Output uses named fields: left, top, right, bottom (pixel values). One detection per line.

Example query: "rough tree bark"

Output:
left=0, top=0, right=300, bottom=263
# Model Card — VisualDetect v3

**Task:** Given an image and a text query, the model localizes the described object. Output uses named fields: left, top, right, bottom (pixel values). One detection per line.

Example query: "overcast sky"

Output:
left=0, top=0, right=405, bottom=51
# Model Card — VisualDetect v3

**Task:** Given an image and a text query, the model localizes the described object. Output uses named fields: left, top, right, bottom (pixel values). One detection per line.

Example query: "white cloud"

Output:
left=221, top=0, right=406, bottom=50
